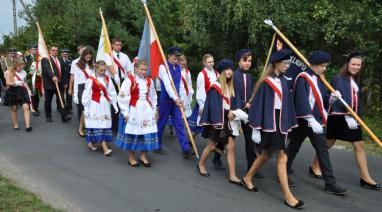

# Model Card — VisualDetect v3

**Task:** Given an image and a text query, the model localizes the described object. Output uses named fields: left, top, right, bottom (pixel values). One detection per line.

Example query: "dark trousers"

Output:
left=242, top=121, right=257, bottom=170
left=111, top=79, right=120, bottom=132
left=65, top=88, right=72, bottom=113
left=44, top=88, right=65, bottom=118
left=31, top=94, right=40, bottom=111
left=286, top=119, right=336, bottom=185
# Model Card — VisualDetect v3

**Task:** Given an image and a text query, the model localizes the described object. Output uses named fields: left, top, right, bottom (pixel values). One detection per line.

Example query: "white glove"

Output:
left=251, top=129, right=261, bottom=144
left=329, top=90, right=342, bottom=104
left=73, top=96, right=79, bottom=104
left=305, top=117, right=324, bottom=134
left=113, top=74, right=120, bottom=85
left=345, top=115, right=358, bottom=130
left=15, top=81, right=23, bottom=86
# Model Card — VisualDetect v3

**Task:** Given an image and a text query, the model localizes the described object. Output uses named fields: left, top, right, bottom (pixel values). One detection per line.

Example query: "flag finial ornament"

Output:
left=264, top=19, right=274, bottom=27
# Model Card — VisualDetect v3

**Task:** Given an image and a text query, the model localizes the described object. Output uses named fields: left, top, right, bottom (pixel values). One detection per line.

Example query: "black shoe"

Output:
left=212, top=155, right=225, bottom=170
left=139, top=159, right=151, bottom=168
left=240, top=178, right=258, bottom=192
left=254, top=170, right=265, bottom=179
left=325, top=184, right=348, bottom=196
left=183, top=150, right=195, bottom=160
left=32, top=111, right=39, bottom=116
left=13, top=127, right=20, bottom=130
left=284, top=200, right=305, bottom=209
left=46, top=117, right=53, bottom=122
left=229, top=180, right=243, bottom=186
left=128, top=161, right=139, bottom=167
left=154, top=148, right=167, bottom=155
left=360, top=178, right=382, bottom=190
left=196, top=164, right=210, bottom=177
left=61, top=116, right=71, bottom=123
left=309, top=166, right=323, bottom=179
left=25, top=127, right=32, bottom=132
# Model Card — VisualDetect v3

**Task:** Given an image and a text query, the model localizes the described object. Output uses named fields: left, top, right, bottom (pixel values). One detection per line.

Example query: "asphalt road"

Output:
left=0, top=103, right=381, bottom=212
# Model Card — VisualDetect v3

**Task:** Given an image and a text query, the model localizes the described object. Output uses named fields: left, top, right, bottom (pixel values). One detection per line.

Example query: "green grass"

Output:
left=0, top=176, right=62, bottom=212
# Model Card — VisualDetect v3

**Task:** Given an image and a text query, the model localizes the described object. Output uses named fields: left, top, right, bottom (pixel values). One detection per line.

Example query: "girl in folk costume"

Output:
left=73, top=48, right=94, bottom=137
left=189, top=54, right=219, bottom=135
left=3, top=59, right=33, bottom=131
left=242, top=50, right=304, bottom=209
left=81, top=60, right=118, bottom=156
left=116, top=61, right=159, bottom=167
left=197, top=59, right=242, bottom=185
left=179, top=55, right=194, bottom=117
left=310, top=51, right=381, bottom=190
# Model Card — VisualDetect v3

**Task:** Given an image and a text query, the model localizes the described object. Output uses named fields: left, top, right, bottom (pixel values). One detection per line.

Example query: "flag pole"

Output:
left=36, top=22, right=65, bottom=109
left=141, top=0, right=199, bottom=158
left=264, top=19, right=382, bottom=149
left=248, top=32, right=276, bottom=103
left=99, top=8, right=120, bottom=89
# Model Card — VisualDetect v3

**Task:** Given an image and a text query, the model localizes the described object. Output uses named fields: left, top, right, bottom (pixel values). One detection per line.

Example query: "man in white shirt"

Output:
left=156, top=46, right=194, bottom=159
left=104, top=38, right=133, bottom=87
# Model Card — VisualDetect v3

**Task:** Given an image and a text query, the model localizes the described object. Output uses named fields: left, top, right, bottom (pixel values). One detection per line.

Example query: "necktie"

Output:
left=54, top=57, right=61, bottom=80
left=117, top=53, right=122, bottom=80
left=243, top=73, right=247, bottom=101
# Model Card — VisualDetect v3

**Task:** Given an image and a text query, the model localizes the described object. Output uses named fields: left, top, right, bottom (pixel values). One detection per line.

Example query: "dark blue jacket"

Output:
left=248, top=75, right=297, bottom=134
left=200, top=82, right=239, bottom=129
left=233, top=69, right=254, bottom=108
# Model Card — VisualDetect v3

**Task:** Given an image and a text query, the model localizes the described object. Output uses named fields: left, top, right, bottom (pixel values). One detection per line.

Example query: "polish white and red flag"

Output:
left=137, top=18, right=163, bottom=79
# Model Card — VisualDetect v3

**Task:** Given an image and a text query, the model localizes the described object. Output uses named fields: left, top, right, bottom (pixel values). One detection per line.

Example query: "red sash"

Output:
left=208, top=83, right=230, bottom=105
left=112, top=56, right=126, bottom=75
left=264, top=78, right=283, bottom=100
left=299, top=73, right=327, bottom=124
left=127, top=74, right=152, bottom=107
left=202, top=69, right=219, bottom=91
left=181, top=76, right=189, bottom=95
left=14, top=73, right=23, bottom=85
left=89, top=76, right=110, bottom=103
left=80, top=68, right=90, bottom=79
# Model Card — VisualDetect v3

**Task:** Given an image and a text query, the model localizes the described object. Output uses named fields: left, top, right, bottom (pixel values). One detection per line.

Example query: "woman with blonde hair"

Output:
left=3, top=59, right=32, bottom=131
left=197, top=59, right=241, bottom=185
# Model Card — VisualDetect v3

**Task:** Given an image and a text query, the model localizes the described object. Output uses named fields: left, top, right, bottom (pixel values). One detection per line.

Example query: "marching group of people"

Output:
left=1, top=37, right=381, bottom=209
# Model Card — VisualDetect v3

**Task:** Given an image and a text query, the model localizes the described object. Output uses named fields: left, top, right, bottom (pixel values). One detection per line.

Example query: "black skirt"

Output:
left=77, top=83, right=85, bottom=108
left=202, top=110, right=234, bottom=145
left=256, top=110, right=286, bottom=153
left=327, top=115, right=363, bottom=142
left=3, top=86, right=30, bottom=106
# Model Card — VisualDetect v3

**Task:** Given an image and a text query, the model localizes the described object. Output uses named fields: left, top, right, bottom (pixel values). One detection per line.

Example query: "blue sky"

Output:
left=0, top=0, right=29, bottom=44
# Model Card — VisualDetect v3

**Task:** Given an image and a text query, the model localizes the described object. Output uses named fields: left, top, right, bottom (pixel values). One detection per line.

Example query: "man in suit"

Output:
left=61, top=48, right=73, bottom=114
left=41, top=45, right=71, bottom=123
